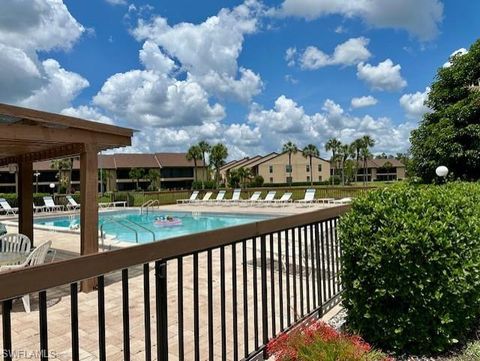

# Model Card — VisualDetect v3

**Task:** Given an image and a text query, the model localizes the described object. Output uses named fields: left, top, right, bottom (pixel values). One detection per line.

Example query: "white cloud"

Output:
left=131, top=0, right=263, bottom=102
left=105, top=0, right=127, bottom=5
left=61, top=105, right=115, bottom=125
left=225, top=123, right=262, bottom=146
left=276, top=0, right=443, bottom=41
left=285, top=47, right=297, bottom=66
left=443, top=48, right=468, bottom=68
left=19, top=59, right=89, bottom=112
left=298, top=37, right=371, bottom=69
left=139, top=40, right=177, bottom=74
left=399, top=87, right=431, bottom=119
left=357, top=59, right=407, bottom=91
left=248, top=95, right=413, bottom=154
left=93, top=70, right=225, bottom=127
left=351, top=95, right=378, bottom=108
left=0, top=0, right=84, bottom=51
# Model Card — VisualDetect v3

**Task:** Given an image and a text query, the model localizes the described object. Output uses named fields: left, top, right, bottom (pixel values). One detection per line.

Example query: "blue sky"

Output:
left=1, top=0, right=479, bottom=159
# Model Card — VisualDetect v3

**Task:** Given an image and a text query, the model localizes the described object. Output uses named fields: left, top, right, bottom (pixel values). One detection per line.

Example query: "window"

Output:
left=318, top=164, right=322, bottom=172
left=269, top=165, right=273, bottom=173
left=318, top=176, right=322, bottom=181
left=270, top=177, right=273, bottom=183
left=307, top=176, right=310, bottom=182
left=286, top=176, right=292, bottom=184
left=285, top=165, right=292, bottom=173
left=306, top=165, right=310, bottom=172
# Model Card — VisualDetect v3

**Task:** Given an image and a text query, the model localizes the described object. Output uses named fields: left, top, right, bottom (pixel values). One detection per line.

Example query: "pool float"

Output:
left=154, top=216, right=182, bottom=227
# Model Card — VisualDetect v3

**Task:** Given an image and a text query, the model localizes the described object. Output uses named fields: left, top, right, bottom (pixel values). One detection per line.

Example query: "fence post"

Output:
left=155, top=260, right=168, bottom=361
left=261, top=235, right=269, bottom=358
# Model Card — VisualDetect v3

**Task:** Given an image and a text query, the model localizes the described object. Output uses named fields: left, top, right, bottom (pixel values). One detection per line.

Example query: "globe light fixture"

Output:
left=49, top=183, right=55, bottom=189
left=435, top=166, right=449, bottom=178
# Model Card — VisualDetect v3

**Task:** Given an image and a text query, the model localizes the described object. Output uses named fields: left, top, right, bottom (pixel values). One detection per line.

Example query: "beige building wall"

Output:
left=257, top=152, right=330, bottom=184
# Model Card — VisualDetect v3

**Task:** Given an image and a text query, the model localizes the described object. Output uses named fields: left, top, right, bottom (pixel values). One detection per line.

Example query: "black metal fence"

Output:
left=0, top=207, right=347, bottom=361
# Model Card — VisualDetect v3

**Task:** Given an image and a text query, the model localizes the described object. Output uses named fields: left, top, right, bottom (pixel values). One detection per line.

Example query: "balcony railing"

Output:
left=0, top=205, right=349, bottom=361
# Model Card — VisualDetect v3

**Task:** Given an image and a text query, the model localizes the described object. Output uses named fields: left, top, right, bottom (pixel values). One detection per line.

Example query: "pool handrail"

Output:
left=121, top=218, right=156, bottom=242
left=100, top=218, right=139, bottom=244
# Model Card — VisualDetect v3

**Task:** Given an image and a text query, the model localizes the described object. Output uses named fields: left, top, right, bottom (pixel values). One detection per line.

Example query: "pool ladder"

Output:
left=100, top=218, right=156, bottom=246
left=140, top=199, right=161, bottom=215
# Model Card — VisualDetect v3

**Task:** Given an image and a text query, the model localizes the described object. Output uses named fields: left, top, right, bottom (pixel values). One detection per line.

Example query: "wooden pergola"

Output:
left=0, top=103, right=133, bottom=290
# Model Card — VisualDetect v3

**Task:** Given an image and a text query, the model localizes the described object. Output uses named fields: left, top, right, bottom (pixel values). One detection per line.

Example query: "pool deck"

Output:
left=0, top=202, right=340, bottom=360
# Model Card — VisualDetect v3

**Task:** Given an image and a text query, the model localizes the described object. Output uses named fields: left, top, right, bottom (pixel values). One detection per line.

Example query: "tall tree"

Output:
left=360, top=135, right=375, bottom=185
left=186, top=145, right=203, bottom=183
left=325, top=138, right=341, bottom=185
left=302, top=144, right=320, bottom=186
left=351, top=138, right=364, bottom=183
left=198, top=140, right=211, bottom=183
left=210, top=143, right=228, bottom=185
left=146, top=169, right=161, bottom=191
left=338, top=143, right=354, bottom=186
left=129, top=168, right=145, bottom=190
left=51, top=158, right=73, bottom=193
left=411, top=39, right=480, bottom=182
left=282, top=141, right=298, bottom=185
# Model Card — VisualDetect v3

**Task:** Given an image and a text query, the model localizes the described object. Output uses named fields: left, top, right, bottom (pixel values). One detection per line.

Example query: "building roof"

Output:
left=242, top=152, right=278, bottom=168
left=229, top=155, right=263, bottom=170
left=255, top=151, right=330, bottom=166
left=220, top=157, right=250, bottom=171
left=155, top=152, right=205, bottom=167
left=113, top=153, right=160, bottom=168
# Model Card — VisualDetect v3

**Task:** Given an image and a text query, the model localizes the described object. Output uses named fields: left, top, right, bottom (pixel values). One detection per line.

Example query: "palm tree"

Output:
left=360, top=135, right=375, bottom=185
left=186, top=145, right=203, bottom=183
left=146, top=169, right=161, bottom=191
left=302, top=144, right=319, bottom=186
left=129, top=168, right=145, bottom=190
left=338, top=144, right=354, bottom=185
left=210, top=143, right=228, bottom=186
left=237, top=167, right=252, bottom=188
left=51, top=158, right=73, bottom=193
left=351, top=138, right=364, bottom=183
left=198, top=140, right=211, bottom=184
left=282, top=141, right=298, bottom=185
left=325, top=138, right=341, bottom=185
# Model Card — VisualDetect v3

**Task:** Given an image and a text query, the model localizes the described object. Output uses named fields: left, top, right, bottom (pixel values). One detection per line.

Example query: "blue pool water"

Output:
left=34, top=210, right=274, bottom=243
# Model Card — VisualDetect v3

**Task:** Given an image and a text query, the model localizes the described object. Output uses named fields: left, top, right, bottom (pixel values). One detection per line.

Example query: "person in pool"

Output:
left=155, top=215, right=176, bottom=222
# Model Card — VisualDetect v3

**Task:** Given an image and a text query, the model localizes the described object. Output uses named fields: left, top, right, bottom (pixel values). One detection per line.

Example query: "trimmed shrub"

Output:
left=248, top=175, right=264, bottom=187
left=192, top=180, right=217, bottom=190
left=340, top=182, right=480, bottom=355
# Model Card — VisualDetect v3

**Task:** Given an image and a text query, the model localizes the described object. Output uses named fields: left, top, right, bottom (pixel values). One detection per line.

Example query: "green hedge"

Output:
left=340, top=182, right=480, bottom=355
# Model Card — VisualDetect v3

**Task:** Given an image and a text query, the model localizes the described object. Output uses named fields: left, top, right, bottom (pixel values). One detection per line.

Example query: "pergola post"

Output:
left=80, top=145, right=99, bottom=292
left=18, top=161, right=34, bottom=247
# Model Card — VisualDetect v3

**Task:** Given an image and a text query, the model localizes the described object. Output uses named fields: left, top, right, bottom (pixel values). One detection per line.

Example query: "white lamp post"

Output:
left=435, top=166, right=449, bottom=182
left=34, top=171, right=40, bottom=194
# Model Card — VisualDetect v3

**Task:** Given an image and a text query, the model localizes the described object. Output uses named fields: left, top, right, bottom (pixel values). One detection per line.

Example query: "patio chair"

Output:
left=224, top=188, right=242, bottom=205
left=295, top=189, right=317, bottom=207
left=66, top=195, right=80, bottom=210
left=193, top=191, right=212, bottom=205
left=208, top=190, right=226, bottom=205
left=0, top=233, right=31, bottom=255
left=272, top=192, right=293, bottom=207
left=0, top=240, right=52, bottom=312
left=33, top=202, right=46, bottom=213
left=43, top=196, right=64, bottom=212
left=255, top=191, right=277, bottom=206
left=239, top=191, right=262, bottom=207
left=0, top=198, right=18, bottom=215
left=331, top=197, right=352, bottom=204
left=177, top=190, right=199, bottom=204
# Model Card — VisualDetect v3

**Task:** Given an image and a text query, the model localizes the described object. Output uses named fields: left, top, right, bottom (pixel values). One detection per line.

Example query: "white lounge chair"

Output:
left=43, top=196, right=64, bottom=212
left=224, top=189, right=242, bottom=205
left=240, top=191, right=262, bottom=206
left=0, top=198, right=18, bottom=215
left=33, top=202, right=46, bottom=213
left=193, top=191, right=212, bottom=205
left=255, top=191, right=277, bottom=206
left=295, top=189, right=317, bottom=207
left=272, top=192, right=293, bottom=207
left=177, top=190, right=199, bottom=204
left=0, top=233, right=31, bottom=255
left=208, top=190, right=226, bottom=205
left=331, top=197, right=352, bottom=204
left=0, top=240, right=52, bottom=312
left=66, top=195, right=80, bottom=210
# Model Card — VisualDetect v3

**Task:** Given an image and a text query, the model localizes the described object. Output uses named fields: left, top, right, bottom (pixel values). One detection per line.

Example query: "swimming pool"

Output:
left=34, top=210, right=275, bottom=244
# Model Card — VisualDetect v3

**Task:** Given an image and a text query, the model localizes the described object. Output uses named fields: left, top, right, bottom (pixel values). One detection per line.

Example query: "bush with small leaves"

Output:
left=340, top=182, right=480, bottom=355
